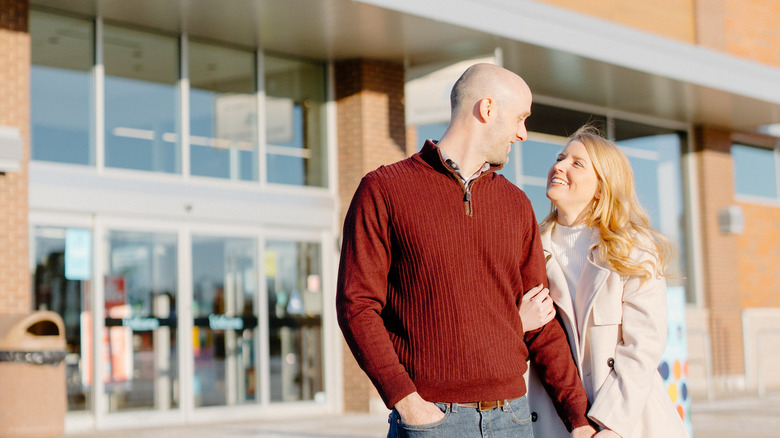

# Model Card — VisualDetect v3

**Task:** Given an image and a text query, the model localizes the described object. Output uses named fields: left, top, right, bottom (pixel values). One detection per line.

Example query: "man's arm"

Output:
left=526, top=317, right=591, bottom=431
left=335, top=174, right=417, bottom=409
left=518, top=200, right=590, bottom=431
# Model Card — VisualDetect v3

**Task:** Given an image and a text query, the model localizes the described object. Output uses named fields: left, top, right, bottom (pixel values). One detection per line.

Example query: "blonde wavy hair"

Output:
left=540, top=125, right=671, bottom=281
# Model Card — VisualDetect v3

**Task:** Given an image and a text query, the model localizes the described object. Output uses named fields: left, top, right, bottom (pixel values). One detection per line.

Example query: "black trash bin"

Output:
left=0, top=311, right=67, bottom=438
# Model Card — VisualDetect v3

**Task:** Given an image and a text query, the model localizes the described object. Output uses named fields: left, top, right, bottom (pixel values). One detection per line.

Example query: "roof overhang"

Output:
left=32, top=0, right=780, bottom=132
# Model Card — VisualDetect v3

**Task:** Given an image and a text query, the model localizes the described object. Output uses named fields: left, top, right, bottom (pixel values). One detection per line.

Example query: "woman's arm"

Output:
left=519, top=284, right=556, bottom=332
left=587, top=265, right=668, bottom=437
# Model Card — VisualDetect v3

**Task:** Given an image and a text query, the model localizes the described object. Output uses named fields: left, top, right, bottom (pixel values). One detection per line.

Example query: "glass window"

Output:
left=104, top=25, right=179, bottom=173
left=191, top=236, right=257, bottom=407
left=526, top=103, right=607, bottom=139
left=514, top=137, right=567, bottom=220
left=32, top=226, right=92, bottom=412
left=189, top=41, right=257, bottom=181
left=613, top=120, right=690, bottom=300
left=501, top=104, right=605, bottom=221
left=732, top=143, right=779, bottom=200
left=104, top=230, right=178, bottom=411
left=30, top=11, right=94, bottom=165
left=265, top=55, right=327, bottom=187
left=415, top=122, right=448, bottom=151
left=265, top=240, right=323, bottom=402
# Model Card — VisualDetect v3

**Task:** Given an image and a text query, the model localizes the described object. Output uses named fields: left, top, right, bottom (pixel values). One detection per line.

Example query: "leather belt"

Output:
left=453, top=398, right=513, bottom=411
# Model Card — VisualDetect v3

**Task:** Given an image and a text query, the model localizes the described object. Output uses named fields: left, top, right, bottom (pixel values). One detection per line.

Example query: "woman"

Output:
left=521, top=125, right=688, bottom=438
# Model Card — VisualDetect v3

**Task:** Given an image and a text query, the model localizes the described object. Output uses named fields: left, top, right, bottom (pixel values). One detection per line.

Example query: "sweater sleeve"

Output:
left=335, top=173, right=417, bottom=409
left=522, top=206, right=590, bottom=431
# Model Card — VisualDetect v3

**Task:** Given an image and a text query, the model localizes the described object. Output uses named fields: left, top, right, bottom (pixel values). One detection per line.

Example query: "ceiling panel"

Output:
left=30, top=0, right=780, bottom=131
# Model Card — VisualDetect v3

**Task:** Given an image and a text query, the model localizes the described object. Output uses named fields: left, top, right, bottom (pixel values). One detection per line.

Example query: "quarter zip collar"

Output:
left=416, top=140, right=501, bottom=216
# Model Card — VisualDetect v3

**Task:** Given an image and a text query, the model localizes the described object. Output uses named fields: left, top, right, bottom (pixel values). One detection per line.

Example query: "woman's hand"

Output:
left=519, top=284, right=556, bottom=332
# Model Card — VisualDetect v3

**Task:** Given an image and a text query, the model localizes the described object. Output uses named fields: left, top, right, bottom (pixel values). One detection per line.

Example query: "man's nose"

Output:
left=516, top=125, right=527, bottom=142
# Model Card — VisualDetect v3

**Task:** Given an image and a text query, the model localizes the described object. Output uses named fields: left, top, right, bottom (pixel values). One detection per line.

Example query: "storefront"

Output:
left=5, top=0, right=779, bottom=433
left=28, top=8, right=339, bottom=430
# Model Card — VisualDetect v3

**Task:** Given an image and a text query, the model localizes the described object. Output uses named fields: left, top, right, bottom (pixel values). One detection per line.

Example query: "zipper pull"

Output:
left=463, top=185, right=472, bottom=216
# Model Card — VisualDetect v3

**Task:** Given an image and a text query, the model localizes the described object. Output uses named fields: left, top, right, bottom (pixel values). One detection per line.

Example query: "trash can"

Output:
left=0, top=311, right=67, bottom=438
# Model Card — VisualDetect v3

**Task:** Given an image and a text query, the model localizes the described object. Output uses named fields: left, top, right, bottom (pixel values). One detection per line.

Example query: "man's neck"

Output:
left=436, top=139, right=487, bottom=179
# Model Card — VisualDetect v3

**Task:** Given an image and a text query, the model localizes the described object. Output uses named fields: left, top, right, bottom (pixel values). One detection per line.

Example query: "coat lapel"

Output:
left=541, top=231, right=579, bottom=361
left=574, top=229, right=611, bottom=348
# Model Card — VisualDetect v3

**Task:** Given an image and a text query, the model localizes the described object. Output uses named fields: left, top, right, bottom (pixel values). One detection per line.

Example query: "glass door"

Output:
left=31, top=226, right=92, bottom=412
left=104, top=231, right=178, bottom=412
left=191, top=236, right=258, bottom=407
left=265, top=240, right=323, bottom=402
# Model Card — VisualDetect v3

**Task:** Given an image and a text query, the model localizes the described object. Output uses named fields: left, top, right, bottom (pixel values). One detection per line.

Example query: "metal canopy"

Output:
left=32, top=0, right=780, bottom=131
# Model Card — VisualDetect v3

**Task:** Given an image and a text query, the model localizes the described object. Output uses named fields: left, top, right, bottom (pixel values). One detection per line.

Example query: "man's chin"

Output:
left=488, top=157, right=509, bottom=166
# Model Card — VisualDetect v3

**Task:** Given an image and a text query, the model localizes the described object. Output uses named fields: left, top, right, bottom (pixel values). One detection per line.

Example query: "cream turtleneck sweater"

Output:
left=550, top=223, right=594, bottom=304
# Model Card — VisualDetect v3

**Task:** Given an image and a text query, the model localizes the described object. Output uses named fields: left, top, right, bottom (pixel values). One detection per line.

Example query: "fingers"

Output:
left=522, top=284, right=544, bottom=302
left=542, top=306, right=556, bottom=324
left=524, top=286, right=551, bottom=304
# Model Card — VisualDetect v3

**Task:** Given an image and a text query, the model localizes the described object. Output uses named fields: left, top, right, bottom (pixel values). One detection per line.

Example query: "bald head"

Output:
left=450, top=63, right=530, bottom=117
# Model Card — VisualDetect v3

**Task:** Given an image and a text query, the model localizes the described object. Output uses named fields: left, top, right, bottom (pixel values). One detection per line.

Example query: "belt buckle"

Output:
left=477, top=400, right=497, bottom=411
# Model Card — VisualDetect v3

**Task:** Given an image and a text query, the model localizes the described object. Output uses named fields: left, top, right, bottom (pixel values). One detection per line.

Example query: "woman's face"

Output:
left=546, top=140, right=599, bottom=225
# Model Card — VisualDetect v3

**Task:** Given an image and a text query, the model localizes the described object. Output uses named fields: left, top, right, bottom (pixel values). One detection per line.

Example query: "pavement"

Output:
left=64, top=394, right=780, bottom=438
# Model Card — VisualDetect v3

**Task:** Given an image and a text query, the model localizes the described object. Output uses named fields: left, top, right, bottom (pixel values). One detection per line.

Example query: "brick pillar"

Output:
left=0, top=0, right=30, bottom=314
left=335, top=59, right=407, bottom=412
left=694, top=126, right=744, bottom=385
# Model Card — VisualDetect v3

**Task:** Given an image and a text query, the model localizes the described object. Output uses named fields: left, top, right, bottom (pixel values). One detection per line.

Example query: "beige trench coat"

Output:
left=527, top=229, right=688, bottom=438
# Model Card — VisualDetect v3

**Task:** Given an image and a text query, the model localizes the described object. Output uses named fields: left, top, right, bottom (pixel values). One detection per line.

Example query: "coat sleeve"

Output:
left=335, top=173, right=417, bottom=409
left=587, top=255, right=669, bottom=437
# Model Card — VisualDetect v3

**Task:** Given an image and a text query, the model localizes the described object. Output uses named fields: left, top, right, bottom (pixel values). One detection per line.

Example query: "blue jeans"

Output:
left=387, top=395, right=534, bottom=438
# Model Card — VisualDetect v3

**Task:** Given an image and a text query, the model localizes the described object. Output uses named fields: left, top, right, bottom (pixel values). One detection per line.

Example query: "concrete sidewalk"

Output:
left=65, top=395, right=780, bottom=438
left=689, top=394, right=780, bottom=438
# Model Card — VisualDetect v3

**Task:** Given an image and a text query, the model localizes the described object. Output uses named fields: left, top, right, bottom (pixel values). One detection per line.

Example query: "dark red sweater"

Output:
left=337, top=141, right=588, bottom=430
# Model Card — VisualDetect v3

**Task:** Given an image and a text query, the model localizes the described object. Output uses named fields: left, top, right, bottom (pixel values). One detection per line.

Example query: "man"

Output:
left=337, top=63, right=595, bottom=438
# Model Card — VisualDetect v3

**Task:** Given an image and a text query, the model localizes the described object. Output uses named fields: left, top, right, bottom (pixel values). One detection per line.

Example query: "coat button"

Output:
left=607, top=357, right=615, bottom=368
left=531, top=412, right=538, bottom=422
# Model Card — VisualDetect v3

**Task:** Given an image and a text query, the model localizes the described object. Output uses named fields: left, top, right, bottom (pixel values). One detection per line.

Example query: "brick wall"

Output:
left=696, top=0, right=780, bottom=68
left=0, top=0, right=30, bottom=314
left=694, top=127, right=744, bottom=378
left=541, top=0, right=696, bottom=43
left=544, top=0, right=780, bottom=69
left=737, top=203, right=780, bottom=308
left=335, top=59, right=407, bottom=412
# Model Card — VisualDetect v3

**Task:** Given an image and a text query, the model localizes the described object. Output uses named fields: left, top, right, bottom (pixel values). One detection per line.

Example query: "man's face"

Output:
left=482, top=83, right=531, bottom=166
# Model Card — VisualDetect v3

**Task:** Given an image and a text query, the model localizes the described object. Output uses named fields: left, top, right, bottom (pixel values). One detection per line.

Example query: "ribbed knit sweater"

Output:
left=336, top=141, right=589, bottom=430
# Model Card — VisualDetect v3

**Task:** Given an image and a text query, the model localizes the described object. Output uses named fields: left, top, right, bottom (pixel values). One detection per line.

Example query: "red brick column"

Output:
left=694, top=126, right=744, bottom=381
left=335, top=59, right=407, bottom=412
left=0, top=0, right=30, bottom=314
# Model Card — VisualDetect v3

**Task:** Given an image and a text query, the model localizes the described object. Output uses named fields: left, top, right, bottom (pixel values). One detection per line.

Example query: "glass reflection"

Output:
left=30, top=11, right=94, bottom=165
left=266, top=240, right=323, bottom=402
left=265, top=55, right=327, bottom=187
left=732, top=143, right=778, bottom=199
left=189, top=41, right=257, bottom=181
left=105, top=231, right=178, bottom=411
left=614, top=120, right=688, bottom=298
left=104, top=25, right=179, bottom=173
left=32, top=226, right=92, bottom=411
left=191, top=236, right=257, bottom=407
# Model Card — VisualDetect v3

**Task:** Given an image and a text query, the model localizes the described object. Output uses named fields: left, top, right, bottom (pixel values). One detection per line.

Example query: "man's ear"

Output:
left=477, top=97, right=493, bottom=122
